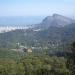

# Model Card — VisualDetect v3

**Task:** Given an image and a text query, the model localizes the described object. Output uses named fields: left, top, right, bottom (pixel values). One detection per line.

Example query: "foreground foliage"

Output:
left=0, top=41, right=75, bottom=75
left=0, top=55, right=69, bottom=75
left=66, top=42, right=75, bottom=75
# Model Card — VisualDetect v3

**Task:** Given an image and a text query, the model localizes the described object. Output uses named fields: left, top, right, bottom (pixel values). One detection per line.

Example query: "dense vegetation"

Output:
left=0, top=42, right=75, bottom=75
left=66, top=42, right=75, bottom=75
left=0, top=23, right=75, bottom=74
left=0, top=55, right=69, bottom=75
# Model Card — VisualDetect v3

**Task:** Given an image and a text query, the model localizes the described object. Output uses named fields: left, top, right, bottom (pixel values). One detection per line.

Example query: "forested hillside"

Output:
left=0, top=15, right=75, bottom=75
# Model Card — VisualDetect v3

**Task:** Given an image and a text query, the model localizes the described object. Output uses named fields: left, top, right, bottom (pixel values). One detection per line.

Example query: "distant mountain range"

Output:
left=0, top=14, right=75, bottom=51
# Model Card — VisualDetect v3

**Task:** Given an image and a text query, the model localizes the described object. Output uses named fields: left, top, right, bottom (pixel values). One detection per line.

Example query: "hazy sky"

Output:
left=0, top=0, right=75, bottom=17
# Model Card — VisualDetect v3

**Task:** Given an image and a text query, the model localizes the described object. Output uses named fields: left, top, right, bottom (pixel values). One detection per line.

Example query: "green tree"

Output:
left=66, top=42, right=75, bottom=75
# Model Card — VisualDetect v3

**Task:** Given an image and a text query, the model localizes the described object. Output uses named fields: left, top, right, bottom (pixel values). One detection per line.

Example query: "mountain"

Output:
left=35, top=14, right=74, bottom=30
left=0, top=14, right=75, bottom=52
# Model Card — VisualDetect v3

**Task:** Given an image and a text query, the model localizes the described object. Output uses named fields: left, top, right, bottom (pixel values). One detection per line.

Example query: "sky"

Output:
left=0, top=0, right=75, bottom=17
